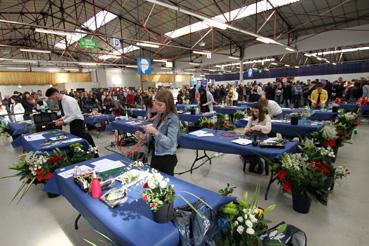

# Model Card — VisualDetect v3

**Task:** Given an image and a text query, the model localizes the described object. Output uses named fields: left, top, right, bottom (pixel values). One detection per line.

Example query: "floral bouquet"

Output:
left=275, top=153, right=328, bottom=205
left=215, top=114, right=236, bottom=131
left=2, top=143, right=97, bottom=203
left=233, top=110, right=246, bottom=120
left=310, top=124, right=344, bottom=151
left=216, top=185, right=286, bottom=246
left=357, top=97, right=369, bottom=105
left=335, top=111, right=359, bottom=139
left=142, top=169, right=175, bottom=212
left=199, top=116, right=215, bottom=129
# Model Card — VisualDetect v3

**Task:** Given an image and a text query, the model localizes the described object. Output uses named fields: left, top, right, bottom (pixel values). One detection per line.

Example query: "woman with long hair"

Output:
left=244, top=103, right=272, bottom=173
left=135, top=89, right=179, bottom=175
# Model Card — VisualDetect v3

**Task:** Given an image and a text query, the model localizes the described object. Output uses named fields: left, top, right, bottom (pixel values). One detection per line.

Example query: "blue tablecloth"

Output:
left=109, top=119, right=148, bottom=133
left=127, top=108, right=147, bottom=117
left=44, top=153, right=235, bottom=246
left=7, top=121, right=34, bottom=136
left=176, top=104, right=197, bottom=111
left=281, top=108, right=301, bottom=117
left=235, top=119, right=324, bottom=137
left=237, top=101, right=257, bottom=107
left=178, top=112, right=214, bottom=123
left=309, top=110, right=338, bottom=121
left=84, top=114, right=116, bottom=126
left=17, top=130, right=90, bottom=152
left=178, top=128, right=298, bottom=160
left=361, top=105, right=369, bottom=112
left=339, top=104, right=356, bottom=112
left=213, top=106, right=246, bottom=115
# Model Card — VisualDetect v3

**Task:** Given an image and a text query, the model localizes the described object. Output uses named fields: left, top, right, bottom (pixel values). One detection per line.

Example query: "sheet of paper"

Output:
left=58, top=165, right=91, bottom=179
left=61, top=138, right=82, bottom=144
left=232, top=138, right=252, bottom=146
left=25, top=133, right=45, bottom=141
left=93, top=160, right=125, bottom=173
left=271, top=119, right=287, bottom=123
left=189, top=130, right=208, bottom=136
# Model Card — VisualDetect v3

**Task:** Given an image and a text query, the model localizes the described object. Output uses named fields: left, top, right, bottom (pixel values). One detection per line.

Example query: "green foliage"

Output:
left=233, top=110, right=245, bottom=120
left=219, top=183, right=236, bottom=196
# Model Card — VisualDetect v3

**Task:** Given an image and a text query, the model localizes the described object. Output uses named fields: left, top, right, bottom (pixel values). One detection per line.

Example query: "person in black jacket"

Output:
left=283, top=82, right=292, bottom=107
left=21, top=92, right=35, bottom=120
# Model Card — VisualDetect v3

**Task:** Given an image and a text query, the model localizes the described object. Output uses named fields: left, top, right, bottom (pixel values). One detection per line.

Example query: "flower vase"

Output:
left=152, top=203, right=175, bottom=223
left=290, top=116, right=299, bottom=125
left=323, top=176, right=335, bottom=191
left=292, top=190, right=311, bottom=214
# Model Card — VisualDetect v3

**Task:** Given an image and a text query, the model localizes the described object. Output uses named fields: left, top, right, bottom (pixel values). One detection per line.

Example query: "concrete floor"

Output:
left=0, top=124, right=368, bottom=246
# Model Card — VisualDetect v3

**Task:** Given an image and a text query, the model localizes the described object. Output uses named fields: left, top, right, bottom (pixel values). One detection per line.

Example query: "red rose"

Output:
left=314, top=161, right=322, bottom=168
left=324, top=169, right=330, bottom=175
left=324, top=162, right=330, bottom=168
left=150, top=202, right=157, bottom=208
left=143, top=194, right=149, bottom=201
left=277, top=169, right=287, bottom=181
left=282, top=181, right=292, bottom=192
left=354, top=123, right=359, bottom=127
left=44, top=172, right=53, bottom=181
left=207, top=125, right=213, bottom=129
left=36, top=169, right=43, bottom=182
left=325, top=139, right=336, bottom=147
left=336, top=132, right=346, bottom=137
left=315, top=167, right=322, bottom=172
left=143, top=182, right=149, bottom=189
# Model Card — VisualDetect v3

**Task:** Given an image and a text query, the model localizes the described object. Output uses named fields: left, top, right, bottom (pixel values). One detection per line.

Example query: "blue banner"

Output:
left=136, top=57, right=152, bottom=75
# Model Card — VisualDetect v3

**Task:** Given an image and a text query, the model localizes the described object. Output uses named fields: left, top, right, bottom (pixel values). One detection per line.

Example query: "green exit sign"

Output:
left=80, top=38, right=97, bottom=49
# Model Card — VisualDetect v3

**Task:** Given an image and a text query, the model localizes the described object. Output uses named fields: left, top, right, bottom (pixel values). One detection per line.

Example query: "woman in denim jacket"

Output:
left=135, top=89, right=179, bottom=175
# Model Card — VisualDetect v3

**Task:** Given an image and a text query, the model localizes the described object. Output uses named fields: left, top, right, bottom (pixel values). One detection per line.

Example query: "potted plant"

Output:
left=142, top=169, right=175, bottom=223
left=199, top=116, right=214, bottom=129
left=233, top=110, right=245, bottom=121
left=215, top=185, right=286, bottom=246
left=215, top=114, right=236, bottom=131
left=276, top=153, right=327, bottom=213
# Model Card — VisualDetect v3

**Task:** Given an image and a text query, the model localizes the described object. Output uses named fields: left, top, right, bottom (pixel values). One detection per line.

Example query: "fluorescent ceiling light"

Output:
left=228, top=56, right=239, bottom=60
left=4, top=67, right=27, bottom=70
left=64, top=68, right=79, bottom=72
left=125, top=65, right=137, bottom=68
left=285, top=47, right=296, bottom=52
left=294, top=65, right=300, bottom=68
left=332, top=62, right=337, bottom=65
left=78, top=62, right=97, bottom=66
left=55, top=10, right=117, bottom=49
left=256, top=37, right=278, bottom=44
left=136, top=42, right=160, bottom=48
left=270, top=62, right=278, bottom=65
left=216, top=58, right=275, bottom=67
left=164, top=0, right=300, bottom=39
left=98, top=54, right=121, bottom=60
left=189, top=62, right=201, bottom=66
left=35, top=28, right=71, bottom=36
left=20, top=48, right=51, bottom=54
left=153, top=59, right=167, bottom=63
left=284, top=64, right=290, bottom=67
left=12, top=59, right=38, bottom=63
left=310, top=46, right=369, bottom=56
left=304, top=53, right=313, bottom=57
left=193, top=50, right=211, bottom=55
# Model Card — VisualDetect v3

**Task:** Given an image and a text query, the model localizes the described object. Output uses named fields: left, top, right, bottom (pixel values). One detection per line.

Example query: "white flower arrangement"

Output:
left=24, top=152, right=48, bottom=176
left=281, top=153, right=308, bottom=171
left=321, top=124, right=337, bottom=140
left=234, top=205, right=261, bottom=235
left=319, top=146, right=335, bottom=158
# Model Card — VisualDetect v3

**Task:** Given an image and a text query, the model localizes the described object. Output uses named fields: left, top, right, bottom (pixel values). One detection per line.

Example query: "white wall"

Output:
left=0, top=85, right=52, bottom=98
left=63, top=82, right=98, bottom=91
left=104, top=68, right=140, bottom=88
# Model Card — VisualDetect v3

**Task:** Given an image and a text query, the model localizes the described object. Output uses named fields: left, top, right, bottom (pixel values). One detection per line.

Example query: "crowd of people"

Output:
left=1, top=76, right=368, bottom=123
left=177, top=77, right=369, bottom=109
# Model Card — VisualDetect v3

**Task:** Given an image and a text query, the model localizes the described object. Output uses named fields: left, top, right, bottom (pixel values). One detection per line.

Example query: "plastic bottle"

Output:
left=91, top=171, right=102, bottom=199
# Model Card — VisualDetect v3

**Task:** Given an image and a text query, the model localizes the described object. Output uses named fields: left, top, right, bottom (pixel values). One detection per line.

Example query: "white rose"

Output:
left=237, top=216, right=243, bottom=223
left=242, top=208, right=247, bottom=214
left=245, top=220, right=253, bottom=228
left=249, top=215, right=257, bottom=223
left=244, top=214, right=248, bottom=220
left=246, top=227, right=255, bottom=235
left=159, top=180, right=168, bottom=189
left=148, top=179, right=156, bottom=189
left=237, top=225, right=244, bottom=235
left=234, top=221, right=239, bottom=226
left=253, top=208, right=259, bottom=214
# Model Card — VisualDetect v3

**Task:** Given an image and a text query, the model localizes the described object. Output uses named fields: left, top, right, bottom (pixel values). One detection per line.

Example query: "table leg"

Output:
left=74, top=213, right=82, bottom=230
left=175, top=149, right=212, bottom=175
left=264, top=171, right=278, bottom=200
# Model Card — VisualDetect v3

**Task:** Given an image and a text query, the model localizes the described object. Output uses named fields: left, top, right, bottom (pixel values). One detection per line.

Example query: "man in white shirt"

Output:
left=259, top=97, right=283, bottom=119
left=45, top=87, right=97, bottom=150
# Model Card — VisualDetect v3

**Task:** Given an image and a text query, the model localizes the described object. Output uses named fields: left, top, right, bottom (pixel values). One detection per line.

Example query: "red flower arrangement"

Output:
left=325, top=139, right=337, bottom=148
left=334, top=98, right=342, bottom=104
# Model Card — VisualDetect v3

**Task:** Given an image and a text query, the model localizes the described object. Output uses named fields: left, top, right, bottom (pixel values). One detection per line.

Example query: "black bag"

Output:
left=33, top=112, right=61, bottom=132
left=174, top=198, right=217, bottom=246
left=261, top=221, right=307, bottom=246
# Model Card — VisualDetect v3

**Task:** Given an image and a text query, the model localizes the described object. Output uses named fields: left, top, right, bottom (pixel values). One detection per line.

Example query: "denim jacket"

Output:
left=148, top=112, right=179, bottom=156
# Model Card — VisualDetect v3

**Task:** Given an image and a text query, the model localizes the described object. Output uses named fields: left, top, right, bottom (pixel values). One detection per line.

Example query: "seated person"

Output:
left=244, top=104, right=272, bottom=173
left=258, top=97, right=283, bottom=119
left=310, top=83, right=328, bottom=109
